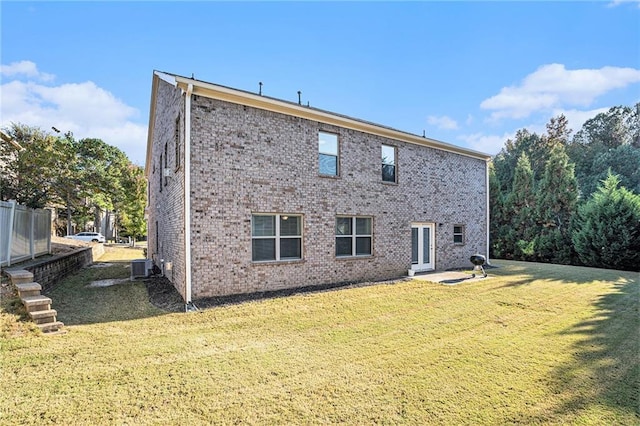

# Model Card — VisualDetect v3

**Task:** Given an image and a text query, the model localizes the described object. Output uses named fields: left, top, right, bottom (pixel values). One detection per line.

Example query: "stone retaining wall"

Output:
left=24, top=244, right=104, bottom=292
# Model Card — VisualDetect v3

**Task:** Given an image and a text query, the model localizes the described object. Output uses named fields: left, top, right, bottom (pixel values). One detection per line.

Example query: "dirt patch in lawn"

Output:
left=145, top=276, right=184, bottom=313
left=88, top=278, right=129, bottom=288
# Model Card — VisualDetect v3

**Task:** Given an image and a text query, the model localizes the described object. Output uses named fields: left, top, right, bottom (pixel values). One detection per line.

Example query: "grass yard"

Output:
left=1, top=253, right=638, bottom=425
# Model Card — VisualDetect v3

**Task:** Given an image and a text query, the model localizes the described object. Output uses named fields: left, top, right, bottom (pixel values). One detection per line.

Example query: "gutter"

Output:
left=184, top=83, right=194, bottom=308
left=169, top=73, right=491, bottom=162
left=485, top=159, right=491, bottom=266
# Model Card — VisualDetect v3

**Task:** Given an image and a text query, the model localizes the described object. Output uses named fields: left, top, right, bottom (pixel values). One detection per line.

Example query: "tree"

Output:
left=116, top=164, right=147, bottom=242
left=581, top=144, right=640, bottom=196
left=572, top=173, right=640, bottom=271
left=75, top=137, right=131, bottom=234
left=567, top=104, right=639, bottom=198
left=489, top=162, right=504, bottom=257
left=489, top=162, right=508, bottom=258
left=534, top=144, right=578, bottom=264
left=492, top=115, right=571, bottom=197
left=0, top=124, right=76, bottom=209
left=503, top=153, right=537, bottom=260
left=545, top=114, right=572, bottom=146
left=528, top=114, right=570, bottom=179
left=1, top=123, right=147, bottom=239
left=492, top=129, right=542, bottom=195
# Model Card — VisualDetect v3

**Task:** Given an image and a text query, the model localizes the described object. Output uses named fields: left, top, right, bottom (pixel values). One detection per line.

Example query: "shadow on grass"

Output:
left=492, top=260, right=637, bottom=288
left=524, top=276, right=640, bottom=422
left=45, top=260, right=183, bottom=326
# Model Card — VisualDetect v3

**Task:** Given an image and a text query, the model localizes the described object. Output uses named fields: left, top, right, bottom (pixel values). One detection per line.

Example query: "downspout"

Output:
left=485, top=159, right=491, bottom=265
left=184, top=83, right=194, bottom=310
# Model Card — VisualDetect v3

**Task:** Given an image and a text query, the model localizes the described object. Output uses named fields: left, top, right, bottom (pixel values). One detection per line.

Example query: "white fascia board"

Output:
left=154, top=70, right=178, bottom=86
left=173, top=75, right=491, bottom=161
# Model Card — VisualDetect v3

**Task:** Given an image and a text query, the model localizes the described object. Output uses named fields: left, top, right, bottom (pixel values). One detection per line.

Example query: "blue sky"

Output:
left=1, top=1, right=639, bottom=166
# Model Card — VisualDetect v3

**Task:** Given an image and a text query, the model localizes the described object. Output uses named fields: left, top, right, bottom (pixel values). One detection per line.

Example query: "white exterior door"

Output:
left=411, top=223, right=435, bottom=271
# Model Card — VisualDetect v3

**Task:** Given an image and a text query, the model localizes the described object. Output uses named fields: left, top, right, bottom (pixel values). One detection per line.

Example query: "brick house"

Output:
left=145, top=71, right=491, bottom=304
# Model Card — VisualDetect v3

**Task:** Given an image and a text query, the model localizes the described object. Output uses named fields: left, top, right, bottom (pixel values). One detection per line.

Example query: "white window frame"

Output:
left=175, top=113, right=181, bottom=171
left=335, top=216, right=373, bottom=257
left=251, top=214, right=303, bottom=262
left=453, top=224, right=465, bottom=245
left=318, top=131, right=339, bottom=176
left=381, top=144, right=397, bottom=183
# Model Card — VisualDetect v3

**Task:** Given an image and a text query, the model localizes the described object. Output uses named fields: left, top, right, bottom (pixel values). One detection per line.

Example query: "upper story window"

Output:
left=319, top=131, right=339, bottom=176
left=163, top=142, right=168, bottom=186
left=159, top=155, right=163, bottom=193
left=454, top=225, right=465, bottom=245
left=381, top=144, right=397, bottom=183
left=252, top=214, right=303, bottom=262
left=175, top=114, right=181, bottom=170
left=336, top=216, right=372, bottom=257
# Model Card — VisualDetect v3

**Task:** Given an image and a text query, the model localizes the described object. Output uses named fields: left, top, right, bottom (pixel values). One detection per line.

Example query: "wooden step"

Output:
left=28, top=309, right=57, bottom=324
left=21, top=295, right=52, bottom=313
left=16, top=282, right=42, bottom=298
left=5, top=269, right=34, bottom=285
left=37, top=321, right=64, bottom=333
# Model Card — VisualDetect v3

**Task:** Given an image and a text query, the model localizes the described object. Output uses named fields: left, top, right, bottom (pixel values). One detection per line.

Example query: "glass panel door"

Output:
left=411, top=228, right=418, bottom=264
left=423, top=227, right=430, bottom=264
left=411, top=223, right=434, bottom=271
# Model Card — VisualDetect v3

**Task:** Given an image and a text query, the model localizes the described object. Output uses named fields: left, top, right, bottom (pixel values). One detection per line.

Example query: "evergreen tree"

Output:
left=492, top=129, right=542, bottom=195
left=572, top=173, right=640, bottom=271
left=504, top=153, right=537, bottom=260
left=535, top=144, right=578, bottom=264
left=489, top=162, right=507, bottom=258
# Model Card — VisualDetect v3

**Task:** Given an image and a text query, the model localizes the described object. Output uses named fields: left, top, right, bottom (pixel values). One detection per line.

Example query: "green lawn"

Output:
left=1, top=254, right=638, bottom=425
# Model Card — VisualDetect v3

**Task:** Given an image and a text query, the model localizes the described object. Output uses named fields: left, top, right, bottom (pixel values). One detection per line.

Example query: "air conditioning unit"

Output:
left=163, top=168, right=172, bottom=177
left=131, top=259, right=152, bottom=280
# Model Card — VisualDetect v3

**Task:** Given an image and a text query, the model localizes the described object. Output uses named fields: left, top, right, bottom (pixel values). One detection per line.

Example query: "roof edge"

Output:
left=148, top=71, right=491, bottom=162
left=145, top=71, right=165, bottom=177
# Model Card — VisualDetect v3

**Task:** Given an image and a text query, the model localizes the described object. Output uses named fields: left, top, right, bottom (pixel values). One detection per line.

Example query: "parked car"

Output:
left=65, top=232, right=106, bottom=243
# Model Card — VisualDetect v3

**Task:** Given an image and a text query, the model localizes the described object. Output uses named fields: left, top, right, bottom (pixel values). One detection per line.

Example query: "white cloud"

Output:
left=458, top=131, right=514, bottom=156
left=0, top=63, right=147, bottom=165
left=608, top=0, right=640, bottom=8
left=458, top=110, right=612, bottom=157
left=553, top=107, right=610, bottom=133
left=427, top=115, right=458, bottom=130
left=480, top=64, right=640, bottom=120
left=0, top=60, right=55, bottom=82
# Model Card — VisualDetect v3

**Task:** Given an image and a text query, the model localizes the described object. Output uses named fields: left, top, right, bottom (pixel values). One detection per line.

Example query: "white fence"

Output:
left=0, top=200, right=51, bottom=267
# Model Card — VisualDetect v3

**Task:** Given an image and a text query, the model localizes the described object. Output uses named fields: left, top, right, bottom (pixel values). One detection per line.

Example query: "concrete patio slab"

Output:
left=410, top=271, right=491, bottom=285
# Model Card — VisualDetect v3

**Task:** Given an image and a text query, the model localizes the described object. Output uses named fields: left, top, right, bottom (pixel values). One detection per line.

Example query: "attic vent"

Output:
left=131, top=259, right=152, bottom=280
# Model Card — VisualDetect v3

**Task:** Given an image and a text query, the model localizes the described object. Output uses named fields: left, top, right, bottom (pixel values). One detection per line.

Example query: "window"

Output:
left=319, top=131, right=339, bottom=176
left=252, top=214, right=302, bottom=262
left=164, top=142, right=168, bottom=186
left=381, top=144, right=397, bottom=183
left=175, top=114, right=181, bottom=170
left=159, top=154, right=163, bottom=192
left=454, top=225, right=465, bottom=245
left=336, top=216, right=372, bottom=257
